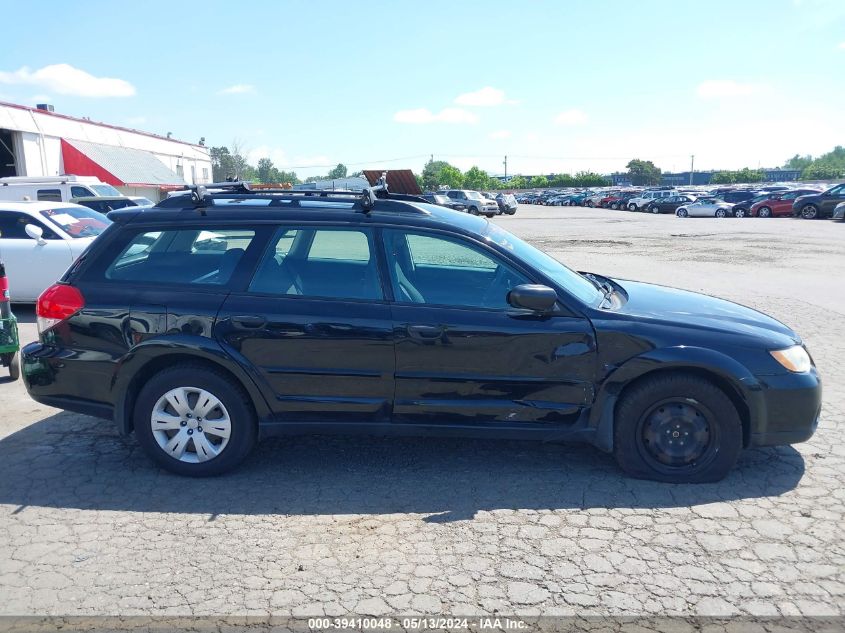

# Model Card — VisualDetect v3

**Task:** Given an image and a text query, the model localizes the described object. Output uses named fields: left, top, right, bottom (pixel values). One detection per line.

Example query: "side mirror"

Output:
left=25, top=224, right=47, bottom=245
left=508, top=284, right=557, bottom=312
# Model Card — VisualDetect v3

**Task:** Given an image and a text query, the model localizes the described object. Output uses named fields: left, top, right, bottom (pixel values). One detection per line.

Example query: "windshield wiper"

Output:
left=582, top=273, right=615, bottom=306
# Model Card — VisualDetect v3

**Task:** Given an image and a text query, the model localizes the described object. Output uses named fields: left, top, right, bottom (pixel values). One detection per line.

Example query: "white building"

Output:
left=0, top=101, right=212, bottom=201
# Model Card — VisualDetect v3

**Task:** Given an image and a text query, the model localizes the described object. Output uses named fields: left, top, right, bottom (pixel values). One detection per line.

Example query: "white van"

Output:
left=0, top=176, right=123, bottom=203
left=626, top=189, right=675, bottom=211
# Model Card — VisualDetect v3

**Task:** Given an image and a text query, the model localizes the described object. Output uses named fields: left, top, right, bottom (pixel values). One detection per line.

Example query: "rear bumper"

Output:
left=20, top=341, right=115, bottom=421
left=748, top=369, right=822, bottom=447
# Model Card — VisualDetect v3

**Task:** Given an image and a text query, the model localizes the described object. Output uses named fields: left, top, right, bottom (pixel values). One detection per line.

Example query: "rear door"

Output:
left=383, top=228, right=597, bottom=427
left=215, top=225, right=394, bottom=424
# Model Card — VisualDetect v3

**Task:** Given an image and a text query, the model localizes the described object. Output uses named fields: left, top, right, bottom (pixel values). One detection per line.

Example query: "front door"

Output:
left=215, top=225, right=394, bottom=424
left=0, top=210, right=72, bottom=301
left=382, top=228, right=597, bottom=428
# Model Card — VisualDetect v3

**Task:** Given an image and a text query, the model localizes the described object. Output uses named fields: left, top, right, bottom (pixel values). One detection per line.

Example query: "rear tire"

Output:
left=715, top=209, right=727, bottom=218
left=134, top=364, right=257, bottom=476
left=613, top=373, right=742, bottom=483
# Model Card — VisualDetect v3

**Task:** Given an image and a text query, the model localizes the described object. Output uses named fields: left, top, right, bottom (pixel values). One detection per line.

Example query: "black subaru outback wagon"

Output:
left=22, top=182, right=821, bottom=482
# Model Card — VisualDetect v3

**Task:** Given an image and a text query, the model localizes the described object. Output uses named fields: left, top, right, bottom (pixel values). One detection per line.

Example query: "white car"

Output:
left=0, top=202, right=111, bottom=301
left=675, top=198, right=734, bottom=218
left=626, top=190, right=675, bottom=211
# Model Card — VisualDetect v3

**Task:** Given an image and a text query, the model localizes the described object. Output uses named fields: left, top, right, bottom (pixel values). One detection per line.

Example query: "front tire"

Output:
left=628, top=203, right=638, bottom=211
left=734, top=208, right=746, bottom=218
left=613, top=373, right=742, bottom=483
left=800, top=204, right=819, bottom=219
left=758, top=206, right=772, bottom=218
left=677, top=208, right=688, bottom=217
left=134, top=364, right=257, bottom=476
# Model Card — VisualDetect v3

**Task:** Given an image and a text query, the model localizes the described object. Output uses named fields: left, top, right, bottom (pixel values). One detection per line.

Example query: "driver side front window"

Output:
left=383, top=230, right=529, bottom=309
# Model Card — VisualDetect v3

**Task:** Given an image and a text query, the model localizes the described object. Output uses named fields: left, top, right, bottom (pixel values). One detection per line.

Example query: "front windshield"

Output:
left=433, top=195, right=450, bottom=204
left=91, top=184, right=123, bottom=196
left=40, top=207, right=111, bottom=238
left=485, top=224, right=601, bottom=304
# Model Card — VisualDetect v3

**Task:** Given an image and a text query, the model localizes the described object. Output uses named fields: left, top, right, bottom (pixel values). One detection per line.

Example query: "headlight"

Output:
left=770, top=345, right=812, bottom=373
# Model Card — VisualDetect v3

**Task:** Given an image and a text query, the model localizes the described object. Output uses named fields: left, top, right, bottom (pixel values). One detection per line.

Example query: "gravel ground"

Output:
left=0, top=205, right=843, bottom=620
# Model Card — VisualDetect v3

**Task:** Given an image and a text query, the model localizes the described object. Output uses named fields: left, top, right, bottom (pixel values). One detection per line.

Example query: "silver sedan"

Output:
left=676, top=198, right=734, bottom=218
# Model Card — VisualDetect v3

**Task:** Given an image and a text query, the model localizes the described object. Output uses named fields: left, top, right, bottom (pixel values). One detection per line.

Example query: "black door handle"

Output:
left=407, top=324, right=443, bottom=340
left=231, top=315, right=267, bottom=329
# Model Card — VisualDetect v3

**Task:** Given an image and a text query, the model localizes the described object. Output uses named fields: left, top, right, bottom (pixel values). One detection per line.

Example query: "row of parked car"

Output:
left=517, top=183, right=845, bottom=219
left=421, top=190, right=518, bottom=217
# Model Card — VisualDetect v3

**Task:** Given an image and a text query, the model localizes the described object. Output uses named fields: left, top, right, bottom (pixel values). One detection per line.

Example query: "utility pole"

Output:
left=503, top=155, right=508, bottom=181
left=690, top=155, right=695, bottom=186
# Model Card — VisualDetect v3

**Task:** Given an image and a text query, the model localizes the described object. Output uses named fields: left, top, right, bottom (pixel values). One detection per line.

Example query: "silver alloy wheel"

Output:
left=677, top=208, right=688, bottom=217
left=150, top=386, right=232, bottom=463
left=759, top=206, right=771, bottom=218
left=801, top=205, right=817, bottom=219
left=715, top=209, right=727, bottom=218
left=734, top=209, right=745, bottom=218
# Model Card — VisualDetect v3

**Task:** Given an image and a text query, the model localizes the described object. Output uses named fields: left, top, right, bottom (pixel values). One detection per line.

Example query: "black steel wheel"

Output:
left=614, top=373, right=742, bottom=483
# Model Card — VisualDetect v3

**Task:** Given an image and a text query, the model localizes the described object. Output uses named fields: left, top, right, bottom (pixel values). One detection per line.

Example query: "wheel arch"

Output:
left=588, top=347, right=761, bottom=452
left=111, top=338, right=273, bottom=436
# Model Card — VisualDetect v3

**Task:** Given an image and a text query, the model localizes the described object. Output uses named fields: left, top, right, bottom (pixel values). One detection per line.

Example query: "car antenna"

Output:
left=360, top=171, right=388, bottom=212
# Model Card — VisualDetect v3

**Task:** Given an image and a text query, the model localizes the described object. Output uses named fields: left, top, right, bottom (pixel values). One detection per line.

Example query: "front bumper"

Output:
left=748, top=368, right=822, bottom=447
left=833, top=206, right=845, bottom=220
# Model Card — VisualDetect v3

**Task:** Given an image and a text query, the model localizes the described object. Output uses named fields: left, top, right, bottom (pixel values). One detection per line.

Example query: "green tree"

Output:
left=439, top=164, right=464, bottom=189
left=505, top=176, right=526, bottom=189
left=626, top=159, right=662, bottom=186
left=550, top=173, right=576, bottom=187
left=275, top=170, right=300, bottom=185
left=529, top=175, right=549, bottom=188
left=573, top=171, right=608, bottom=187
left=463, top=166, right=491, bottom=190
left=734, top=167, right=764, bottom=183
left=421, top=160, right=463, bottom=190
left=210, top=146, right=235, bottom=182
left=784, top=154, right=813, bottom=170
left=327, top=163, right=348, bottom=180
left=256, top=157, right=275, bottom=183
left=711, top=171, right=735, bottom=184
left=801, top=162, right=844, bottom=180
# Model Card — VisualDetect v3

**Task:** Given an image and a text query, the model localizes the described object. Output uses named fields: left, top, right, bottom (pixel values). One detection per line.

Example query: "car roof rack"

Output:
left=168, top=172, right=428, bottom=214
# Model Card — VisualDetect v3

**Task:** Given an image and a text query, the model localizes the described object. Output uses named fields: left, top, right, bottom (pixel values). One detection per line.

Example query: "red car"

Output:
left=750, top=189, right=820, bottom=217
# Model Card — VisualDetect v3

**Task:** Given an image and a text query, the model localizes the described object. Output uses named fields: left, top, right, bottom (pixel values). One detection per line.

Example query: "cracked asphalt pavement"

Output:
left=0, top=206, right=843, bottom=618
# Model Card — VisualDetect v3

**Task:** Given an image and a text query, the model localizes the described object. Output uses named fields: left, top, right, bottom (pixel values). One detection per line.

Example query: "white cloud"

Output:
left=838, top=41, right=845, bottom=49
left=454, top=86, right=508, bottom=107
left=489, top=130, right=512, bottom=140
left=0, top=64, right=135, bottom=97
left=218, top=84, right=255, bottom=95
left=126, top=116, right=147, bottom=126
left=553, top=109, right=589, bottom=126
left=696, top=80, right=760, bottom=99
left=393, top=107, right=478, bottom=124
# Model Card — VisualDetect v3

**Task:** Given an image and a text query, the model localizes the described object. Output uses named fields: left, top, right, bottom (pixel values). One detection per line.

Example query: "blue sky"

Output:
left=1, top=0, right=843, bottom=178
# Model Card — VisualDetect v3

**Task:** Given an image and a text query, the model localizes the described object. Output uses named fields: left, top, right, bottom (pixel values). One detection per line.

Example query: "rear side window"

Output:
left=105, top=228, right=256, bottom=286
left=249, top=227, right=381, bottom=300
left=71, top=186, right=94, bottom=197
left=37, top=189, right=62, bottom=202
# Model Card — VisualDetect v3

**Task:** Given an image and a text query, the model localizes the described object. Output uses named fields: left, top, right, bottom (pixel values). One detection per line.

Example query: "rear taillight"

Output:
left=36, top=284, right=85, bottom=335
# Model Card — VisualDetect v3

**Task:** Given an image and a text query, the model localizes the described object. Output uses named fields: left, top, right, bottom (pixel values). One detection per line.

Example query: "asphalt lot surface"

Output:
left=0, top=205, right=843, bottom=618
